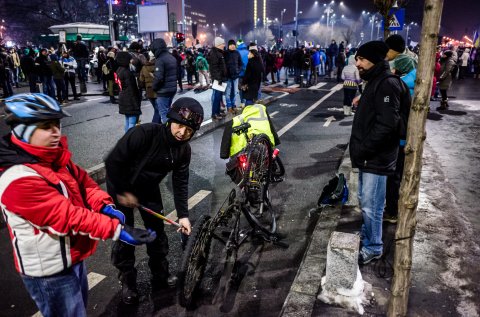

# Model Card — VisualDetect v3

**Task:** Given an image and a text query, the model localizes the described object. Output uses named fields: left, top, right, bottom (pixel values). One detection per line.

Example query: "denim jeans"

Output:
left=276, top=68, right=281, bottom=82
left=125, top=115, right=139, bottom=133
left=156, top=95, right=174, bottom=124
left=211, top=89, right=223, bottom=116
left=21, top=262, right=88, bottom=317
left=149, top=98, right=160, bottom=123
left=358, top=171, right=387, bottom=255
left=42, top=75, right=56, bottom=98
left=76, top=58, right=88, bottom=83
left=319, top=61, right=325, bottom=75
left=225, top=78, right=239, bottom=109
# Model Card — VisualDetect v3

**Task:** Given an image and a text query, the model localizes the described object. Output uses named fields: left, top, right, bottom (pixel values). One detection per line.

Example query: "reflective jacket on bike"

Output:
left=220, top=104, right=280, bottom=159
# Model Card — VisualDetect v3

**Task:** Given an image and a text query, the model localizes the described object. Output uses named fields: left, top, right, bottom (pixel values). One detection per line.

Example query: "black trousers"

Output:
left=108, top=184, right=170, bottom=287
left=385, top=146, right=405, bottom=216
left=343, top=87, right=357, bottom=106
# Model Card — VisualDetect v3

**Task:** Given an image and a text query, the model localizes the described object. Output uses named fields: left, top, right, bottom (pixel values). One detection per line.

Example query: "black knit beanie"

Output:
left=356, top=41, right=389, bottom=64
left=228, top=39, right=236, bottom=47
left=385, top=34, right=406, bottom=53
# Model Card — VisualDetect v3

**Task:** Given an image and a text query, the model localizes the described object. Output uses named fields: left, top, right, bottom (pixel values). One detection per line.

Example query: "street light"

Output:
left=405, top=22, right=418, bottom=41
left=324, top=2, right=335, bottom=46
left=295, top=0, right=299, bottom=47
left=279, top=8, right=286, bottom=41
left=212, top=23, right=218, bottom=43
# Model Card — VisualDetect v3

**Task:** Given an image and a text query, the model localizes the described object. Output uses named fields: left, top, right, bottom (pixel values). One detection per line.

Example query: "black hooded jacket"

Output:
left=116, top=51, right=141, bottom=115
left=349, top=60, right=403, bottom=175
left=105, top=123, right=191, bottom=218
left=151, top=39, right=178, bottom=97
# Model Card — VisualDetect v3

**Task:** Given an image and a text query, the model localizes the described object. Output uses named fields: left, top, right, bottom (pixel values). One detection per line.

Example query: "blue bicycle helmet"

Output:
left=3, top=93, right=71, bottom=126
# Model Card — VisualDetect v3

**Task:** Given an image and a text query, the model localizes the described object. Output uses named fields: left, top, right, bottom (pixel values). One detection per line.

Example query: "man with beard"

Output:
left=349, top=41, right=406, bottom=265
left=105, top=97, right=204, bottom=304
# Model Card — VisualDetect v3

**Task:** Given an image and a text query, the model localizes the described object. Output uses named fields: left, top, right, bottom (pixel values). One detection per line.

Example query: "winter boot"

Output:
left=120, top=271, right=138, bottom=305
left=436, top=100, right=448, bottom=111
left=110, top=96, right=117, bottom=104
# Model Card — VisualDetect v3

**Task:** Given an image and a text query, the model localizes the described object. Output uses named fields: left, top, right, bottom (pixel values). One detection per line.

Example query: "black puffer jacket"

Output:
left=225, top=49, right=243, bottom=79
left=349, top=61, right=403, bottom=175
left=207, top=47, right=227, bottom=82
left=116, top=51, right=141, bottom=115
left=241, top=55, right=264, bottom=100
left=105, top=123, right=191, bottom=218
left=151, top=39, right=178, bottom=97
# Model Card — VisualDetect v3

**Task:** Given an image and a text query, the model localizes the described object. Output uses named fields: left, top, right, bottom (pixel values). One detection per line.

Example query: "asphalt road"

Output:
left=0, top=82, right=353, bottom=317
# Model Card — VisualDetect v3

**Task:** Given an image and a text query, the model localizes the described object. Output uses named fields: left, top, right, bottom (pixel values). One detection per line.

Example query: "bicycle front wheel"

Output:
left=177, top=214, right=212, bottom=308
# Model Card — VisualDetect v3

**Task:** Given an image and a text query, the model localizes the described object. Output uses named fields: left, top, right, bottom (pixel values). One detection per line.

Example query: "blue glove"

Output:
left=102, top=205, right=125, bottom=224
left=119, top=225, right=157, bottom=246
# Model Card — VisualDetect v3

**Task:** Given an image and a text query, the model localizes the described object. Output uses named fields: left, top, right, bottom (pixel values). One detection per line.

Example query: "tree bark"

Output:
left=387, top=1, right=444, bottom=316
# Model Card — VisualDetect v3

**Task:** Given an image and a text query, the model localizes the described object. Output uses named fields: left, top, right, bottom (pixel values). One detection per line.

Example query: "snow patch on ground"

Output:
left=318, top=268, right=373, bottom=315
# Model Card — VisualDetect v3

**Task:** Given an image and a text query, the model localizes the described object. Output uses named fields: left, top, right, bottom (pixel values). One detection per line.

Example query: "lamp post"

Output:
left=108, top=0, right=116, bottom=46
left=405, top=22, right=417, bottom=40
left=181, top=0, right=186, bottom=34
left=324, top=2, right=334, bottom=46
left=376, top=20, right=381, bottom=39
left=370, top=16, right=375, bottom=41
left=295, top=0, right=299, bottom=47
left=213, top=23, right=218, bottom=40
left=279, top=8, right=286, bottom=40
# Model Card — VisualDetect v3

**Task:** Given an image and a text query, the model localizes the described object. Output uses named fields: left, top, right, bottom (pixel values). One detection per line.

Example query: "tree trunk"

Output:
left=387, top=1, right=444, bottom=316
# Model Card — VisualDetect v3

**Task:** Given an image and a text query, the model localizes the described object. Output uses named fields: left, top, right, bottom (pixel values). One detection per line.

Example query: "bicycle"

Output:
left=177, top=122, right=286, bottom=309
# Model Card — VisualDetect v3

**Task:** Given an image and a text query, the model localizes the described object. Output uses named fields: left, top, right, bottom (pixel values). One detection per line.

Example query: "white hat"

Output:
left=214, top=37, right=225, bottom=47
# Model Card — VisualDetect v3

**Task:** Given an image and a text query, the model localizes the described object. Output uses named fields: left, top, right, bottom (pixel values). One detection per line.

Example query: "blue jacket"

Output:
left=312, top=51, right=320, bottom=66
left=237, top=42, right=249, bottom=78
left=401, top=68, right=416, bottom=96
left=319, top=50, right=327, bottom=64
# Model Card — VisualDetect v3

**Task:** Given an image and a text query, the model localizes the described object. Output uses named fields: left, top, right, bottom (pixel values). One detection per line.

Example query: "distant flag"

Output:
left=473, top=30, right=479, bottom=48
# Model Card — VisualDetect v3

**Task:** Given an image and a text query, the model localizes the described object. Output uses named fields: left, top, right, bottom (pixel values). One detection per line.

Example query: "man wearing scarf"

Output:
left=349, top=41, right=405, bottom=265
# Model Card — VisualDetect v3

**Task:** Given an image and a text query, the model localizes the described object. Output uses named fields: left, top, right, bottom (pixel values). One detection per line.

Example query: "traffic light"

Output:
left=176, top=32, right=185, bottom=43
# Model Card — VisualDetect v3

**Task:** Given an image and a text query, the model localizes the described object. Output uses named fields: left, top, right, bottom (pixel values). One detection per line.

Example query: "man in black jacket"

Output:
left=152, top=38, right=178, bottom=123
left=225, top=39, right=243, bottom=114
left=349, top=41, right=404, bottom=265
left=207, top=37, right=227, bottom=120
left=105, top=97, right=204, bottom=305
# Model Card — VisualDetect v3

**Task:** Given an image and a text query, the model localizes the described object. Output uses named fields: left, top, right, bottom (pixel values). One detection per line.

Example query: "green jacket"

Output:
left=195, top=54, right=209, bottom=72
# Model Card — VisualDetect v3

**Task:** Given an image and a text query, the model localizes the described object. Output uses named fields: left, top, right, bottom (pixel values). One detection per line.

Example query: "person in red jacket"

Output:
left=0, top=93, right=156, bottom=317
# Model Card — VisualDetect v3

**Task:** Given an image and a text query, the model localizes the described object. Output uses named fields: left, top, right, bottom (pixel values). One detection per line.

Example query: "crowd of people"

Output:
left=1, top=29, right=479, bottom=315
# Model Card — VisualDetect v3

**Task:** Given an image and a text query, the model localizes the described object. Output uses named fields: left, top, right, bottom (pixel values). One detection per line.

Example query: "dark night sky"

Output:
left=191, top=0, right=480, bottom=40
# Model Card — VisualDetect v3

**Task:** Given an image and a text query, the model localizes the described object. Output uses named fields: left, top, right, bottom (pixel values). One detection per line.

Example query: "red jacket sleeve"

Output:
left=68, top=161, right=114, bottom=212
left=2, top=176, right=120, bottom=240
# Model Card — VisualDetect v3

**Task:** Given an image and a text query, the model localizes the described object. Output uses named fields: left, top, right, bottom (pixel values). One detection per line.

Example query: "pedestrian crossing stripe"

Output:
left=390, top=14, right=400, bottom=28
left=165, top=190, right=212, bottom=224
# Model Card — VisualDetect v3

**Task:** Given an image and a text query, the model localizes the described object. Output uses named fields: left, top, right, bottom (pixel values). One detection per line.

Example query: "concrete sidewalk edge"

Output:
left=86, top=94, right=282, bottom=184
left=279, top=146, right=358, bottom=317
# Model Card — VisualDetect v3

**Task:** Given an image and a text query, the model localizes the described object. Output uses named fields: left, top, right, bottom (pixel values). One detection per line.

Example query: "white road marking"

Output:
left=270, top=111, right=279, bottom=117
left=288, top=84, right=300, bottom=88
left=32, top=272, right=106, bottom=317
left=277, top=84, right=342, bottom=137
left=87, top=97, right=106, bottom=101
left=165, top=190, right=212, bottom=223
left=323, top=116, right=336, bottom=127
left=308, top=82, right=327, bottom=90
left=268, top=83, right=282, bottom=87
left=201, top=118, right=212, bottom=126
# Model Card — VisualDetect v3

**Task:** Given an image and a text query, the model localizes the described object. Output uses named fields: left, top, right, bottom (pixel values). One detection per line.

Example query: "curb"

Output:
left=279, top=146, right=358, bottom=317
left=86, top=93, right=283, bottom=184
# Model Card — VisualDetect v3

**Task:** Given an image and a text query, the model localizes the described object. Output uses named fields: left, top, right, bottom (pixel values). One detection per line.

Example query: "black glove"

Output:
left=119, top=225, right=156, bottom=246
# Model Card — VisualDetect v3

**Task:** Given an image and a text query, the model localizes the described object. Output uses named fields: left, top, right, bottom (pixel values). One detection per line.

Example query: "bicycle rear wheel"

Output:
left=177, top=214, right=212, bottom=308
left=243, top=134, right=276, bottom=234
